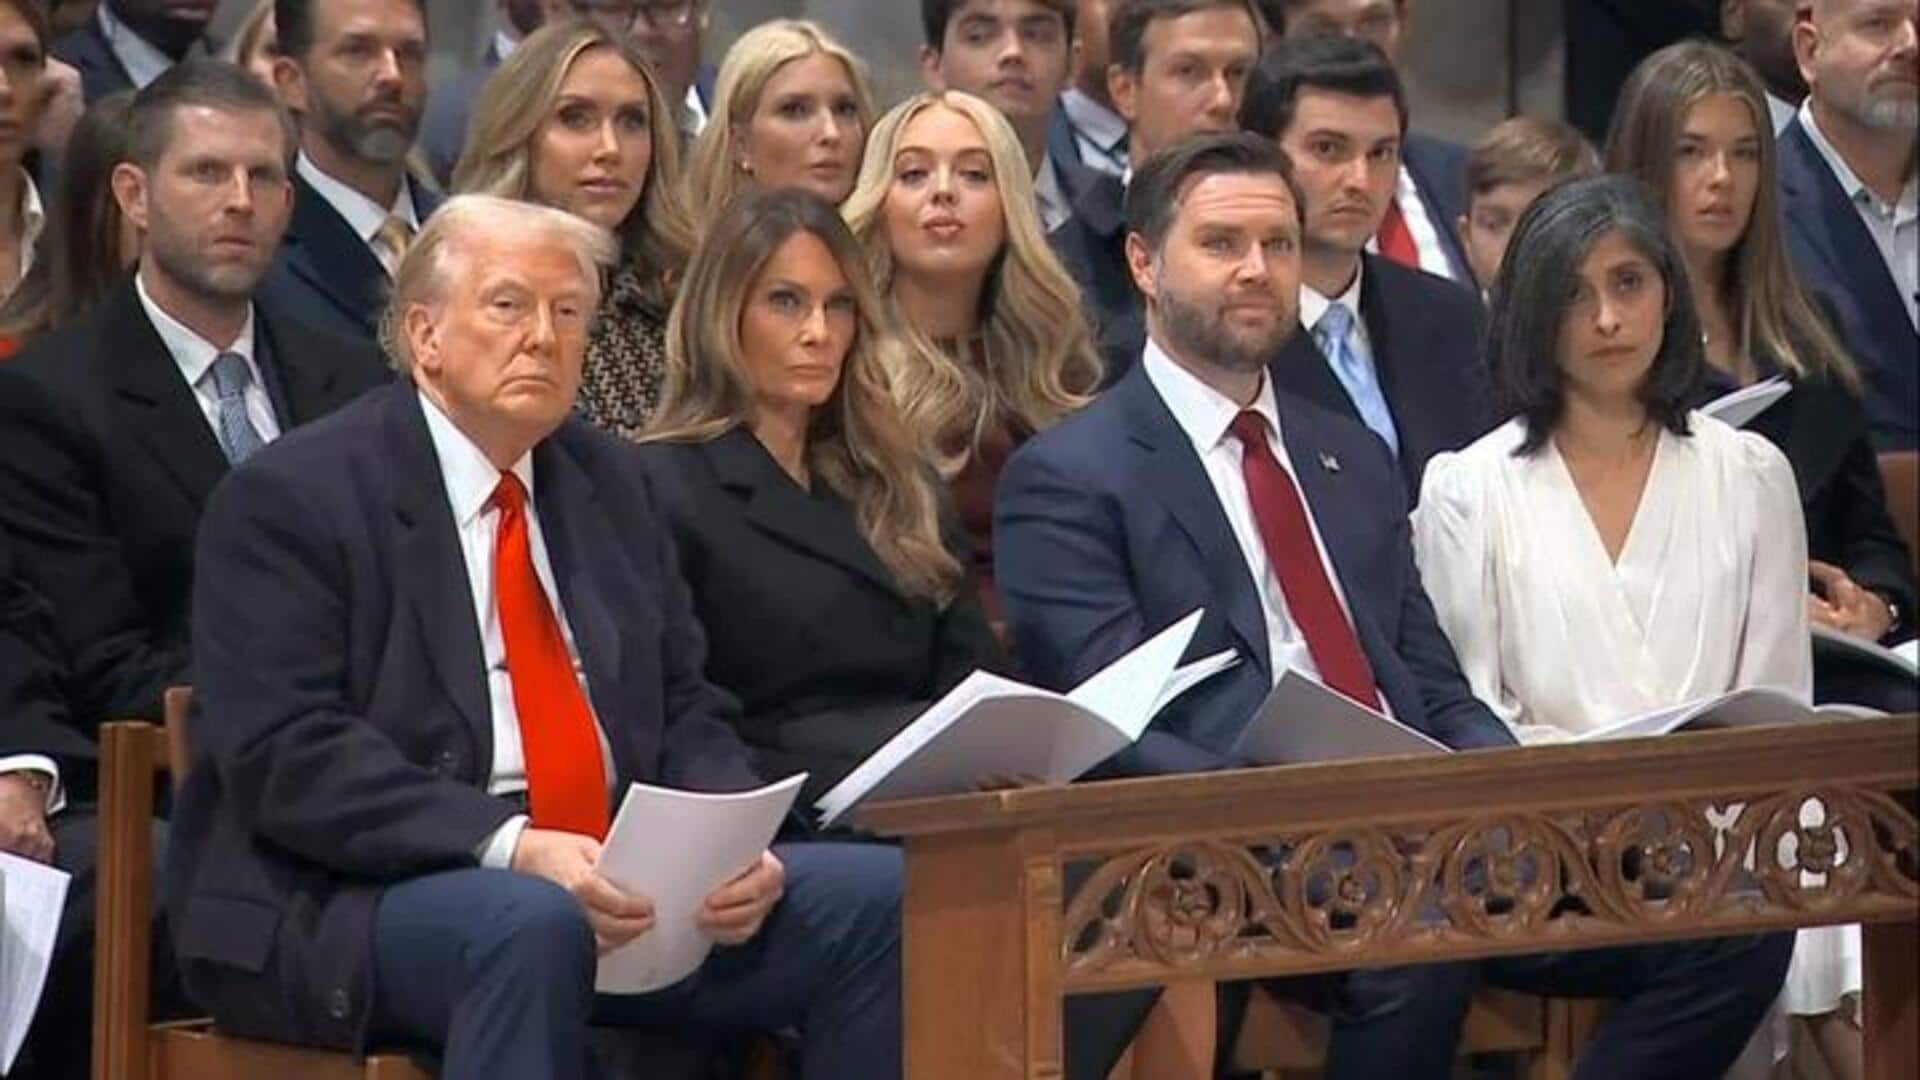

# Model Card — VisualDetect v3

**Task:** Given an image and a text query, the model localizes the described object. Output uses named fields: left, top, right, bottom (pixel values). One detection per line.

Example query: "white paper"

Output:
left=1897, top=640, right=1919, bottom=667
left=813, top=610, right=1221, bottom=826
left=593, top=774, right=804, bottom=996
left=0, top=851, right=70, bottom=1073
left=1236, top=668, right=1448, bottom=765
left=1701, top=375, right=1791, bottom=428
left=1812, top=623, right=1919, bottom=679
left=1573, top=686, right=1847, bottom=742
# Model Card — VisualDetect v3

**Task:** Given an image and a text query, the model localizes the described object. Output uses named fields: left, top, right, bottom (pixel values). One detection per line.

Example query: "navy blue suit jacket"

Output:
left=167, top=384, right=760, bottom=1051
left=1403, top=132, right=1473, bottom=284
left=1049, top=166, right=1143, bottom=385
left=0, top=528, right=89, bottom=777
left=258, top=173, right=444, bottom=345
left=995, top=357, right=1513, bottom=777
left=1777, top=118, right=1919, bottom=450
left=1272, top=253, right=1496, bottom=501
left=51, top=17, right=134, bottom=104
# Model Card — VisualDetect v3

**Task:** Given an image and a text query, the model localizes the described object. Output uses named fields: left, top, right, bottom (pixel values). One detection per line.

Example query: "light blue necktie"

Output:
left=207, top=352, right=267, bottom=464
left=1315, top=304, right=1400, bottom=457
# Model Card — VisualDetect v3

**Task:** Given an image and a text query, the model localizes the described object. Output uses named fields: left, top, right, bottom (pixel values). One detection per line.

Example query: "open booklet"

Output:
left=1233, top=667, right=1448, bottom=765
left=1811, top=623, right=1919, bottom=681
left=594, top=774, right=806, bottom=995
left=1573, top=686, right=1880, bottom=742
left=0, top=851, right=70, bottom=1073
left=1701, top=375, right=1792, bottom=428
left=813, top=609, right=1238, bottom=826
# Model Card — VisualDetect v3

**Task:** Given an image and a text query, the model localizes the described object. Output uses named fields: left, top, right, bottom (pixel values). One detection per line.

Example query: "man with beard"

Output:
left=1722, top=0, right=1811, bottom=130
left=53, top=0, right=215, bottom=103
left=261, top=0, right=438, bottom=343
left=0, top=59, right=384, bottom=734
left=1781, top=0, right=1918, bottom=449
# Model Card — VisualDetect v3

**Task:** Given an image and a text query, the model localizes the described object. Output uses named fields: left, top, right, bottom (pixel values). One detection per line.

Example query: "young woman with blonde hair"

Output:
left=843, top=90, right=1100, bottom=612
left=454, top=17, right=697, bottom=438
left=682, top=19, right=874, bottom=224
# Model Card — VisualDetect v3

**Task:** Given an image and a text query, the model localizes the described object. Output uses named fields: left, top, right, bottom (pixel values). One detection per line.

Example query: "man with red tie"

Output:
left=168, top=194, right=902, bottom=1079
left=995, top=130, right=1793, bottom=1080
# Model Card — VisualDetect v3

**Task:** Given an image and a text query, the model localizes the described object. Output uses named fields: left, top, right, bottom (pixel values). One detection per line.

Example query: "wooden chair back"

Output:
left=1878, top=451, right=1919, bottom=583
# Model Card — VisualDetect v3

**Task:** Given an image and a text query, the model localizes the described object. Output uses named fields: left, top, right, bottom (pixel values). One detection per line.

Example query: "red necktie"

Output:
left=1229, top=412, right=1383, bottom=711
left=491, top=473, right=610, bottom=838
left=1375, top=197, right=1421, bottom=270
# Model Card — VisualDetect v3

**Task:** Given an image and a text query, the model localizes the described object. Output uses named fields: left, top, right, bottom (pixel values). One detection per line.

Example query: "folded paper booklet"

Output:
left=1811, top=623, right=1919, bottom=681
left=1234, top=667, right=1448, bottom=765
left=813, top=609, right=1237, bottom=826
left=594, top=773, right=806, bottom=995
left=1574, top=686, right=1880, bottom=743
left=0, top=851, right=70, bottom=1073
left=1701, top=375, right=1792, bottom=429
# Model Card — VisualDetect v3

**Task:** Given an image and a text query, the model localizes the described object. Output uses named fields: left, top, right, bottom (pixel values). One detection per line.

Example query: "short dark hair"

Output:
left=1488, top=175, right=1703, bottom=455
left=124, top=59, right=299, bottom=171
left=921, top=0, right=1076, bottom=50
left=1110, top=0, right=1261, bottom=73
left=1125, top=131, right=1305, bottom=255
left=1238, top=31, right=1408, bottom=140
left=276, top=0, right=427, bottom=59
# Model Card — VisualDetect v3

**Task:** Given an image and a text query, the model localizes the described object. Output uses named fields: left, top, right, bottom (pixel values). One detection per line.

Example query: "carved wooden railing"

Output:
left=856, top=716, right=1920, bottom=1079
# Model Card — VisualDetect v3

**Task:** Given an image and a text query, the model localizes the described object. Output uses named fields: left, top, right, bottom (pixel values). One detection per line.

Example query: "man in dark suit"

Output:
left=262, top=0, right=441, bottom=343
left=0, top=61, right=385, bottom=731
left=51, top=0, right=212, bottom=103
left=1051, top=0, right=1128, bottom=179
left=1241, top=33, right=1493, bottom=499
left=170, top=194, right=902, bottom=1078
left=998, top=129, right=1791, bottom=1080
left=1256, top=0, right=1474, bottom=282
left=1780, top=0, right=1918, bottom=450
left=1051, top=0, right=1263, bottom=380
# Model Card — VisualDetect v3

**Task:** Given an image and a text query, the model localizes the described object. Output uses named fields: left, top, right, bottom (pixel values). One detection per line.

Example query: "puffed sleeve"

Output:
left=1412, top=450, right=1531, bottom=735
left=1734, top=430, right=1815, bottom=702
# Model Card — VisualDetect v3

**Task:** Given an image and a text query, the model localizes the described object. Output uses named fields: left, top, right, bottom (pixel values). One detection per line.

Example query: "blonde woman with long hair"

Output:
left=843, top=90, right=1100, bottom=613
left=682, top=19, right=874, bottom=224
left=639, top=187, right=1002, bottom=802
left=454, top=17, right=696, bottom=439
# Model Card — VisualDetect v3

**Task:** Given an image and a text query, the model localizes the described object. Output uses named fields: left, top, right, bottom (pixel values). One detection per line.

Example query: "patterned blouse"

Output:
left=576, top=261, right=670, bottom=442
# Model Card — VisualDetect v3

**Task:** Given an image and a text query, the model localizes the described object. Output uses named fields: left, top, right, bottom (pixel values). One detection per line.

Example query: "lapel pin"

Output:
left=1319, top=451, right=1341, bottom=473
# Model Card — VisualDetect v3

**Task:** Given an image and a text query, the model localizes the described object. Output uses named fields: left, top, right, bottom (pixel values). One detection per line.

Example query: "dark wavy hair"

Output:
left=1488, top=174, right=1704, bottom=456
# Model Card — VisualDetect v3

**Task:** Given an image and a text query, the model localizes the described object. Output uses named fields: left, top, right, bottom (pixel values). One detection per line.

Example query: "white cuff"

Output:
left=477, top=813, right=530, bottom=870
left=0, top=755, right=62, bottom=816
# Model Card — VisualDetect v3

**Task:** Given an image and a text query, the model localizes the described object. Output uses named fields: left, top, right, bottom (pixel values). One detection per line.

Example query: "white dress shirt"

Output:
left=11, top=168, right=44, bottom=284
left=493, top=30, right=519, bottom=62
left=135, top=268, right=281, bottom=445
left=418, top=391, right=616, bottom=868
left=683, top=84, right=709, bottom=136
left=1766, top=92, right=1797, bottom=135
left=1141, top=339, right=1366, bottom=692
left=1058, top=87, right=1127, bottom=178
left=1366, top=165, right=1459, bottom=281
left=1799, top=100, right=1919, bottom=329
left=296, top=152, right=421, bottom=277
left=97, top=2, right=174, bottom=89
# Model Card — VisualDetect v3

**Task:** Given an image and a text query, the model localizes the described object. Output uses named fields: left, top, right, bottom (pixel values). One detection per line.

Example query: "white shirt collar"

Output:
left=1300, top=260, right=1364, bottom=334
left=1142, top=335, right=1283, bottom=457
left=296, top=150, right=420, bottom=245
left=16, top=169, right=45, bottom=279
left=134, top=265, right=257, bottom=389
left=493, top=30, right=519, bottom=62
left=96, top=2, right=176, bottom=89
left=1799, top=98, right=1919, bottom=214
left=1059, top=87, right=1127, bottom=155
left=1036, top=155, right=1071, bottom=233
left=683, top=84, right=709, bottom=135
left=1766, top=92, right=1797, bottom=135
left=418, top=388, right=535, bottom=529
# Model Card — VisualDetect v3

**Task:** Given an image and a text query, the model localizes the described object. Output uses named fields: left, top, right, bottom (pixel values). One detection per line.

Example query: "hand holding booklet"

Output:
left=813, top=609, right=1238, bottom=826
left=1700, top=375, right=1791, bottom=428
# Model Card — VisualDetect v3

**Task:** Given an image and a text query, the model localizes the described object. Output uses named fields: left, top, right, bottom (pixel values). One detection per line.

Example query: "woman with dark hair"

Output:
left=0, top=0, right=52, bottom=308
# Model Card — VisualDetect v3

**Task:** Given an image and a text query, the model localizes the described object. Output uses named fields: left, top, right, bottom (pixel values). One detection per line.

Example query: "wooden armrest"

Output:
left=92, top=721, right=169, bottom=1080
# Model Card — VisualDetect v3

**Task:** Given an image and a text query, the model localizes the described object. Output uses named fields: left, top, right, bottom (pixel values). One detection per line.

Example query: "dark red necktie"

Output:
left=491, top=473, right=610, bottom=838
left=1229, top=412, right=1383, bottom=711
left=1376, top=196, right=1421, bottom=270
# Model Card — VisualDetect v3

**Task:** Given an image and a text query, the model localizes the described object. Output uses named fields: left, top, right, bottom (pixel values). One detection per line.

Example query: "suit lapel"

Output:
left=1779, top=122, right=1911, bottom=341
left=102, top=284, right=231, bottom=509
left=1115, top=369, right=1272, bottom=676
left=702, top=429, right=902, bottom=598
left=531, top=435, right=627, bottom=723
left=285, top=173, right=389, bottom=337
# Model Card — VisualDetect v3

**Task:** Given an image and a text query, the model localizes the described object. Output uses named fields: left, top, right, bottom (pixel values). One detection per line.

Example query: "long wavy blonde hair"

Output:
left=682, top=19, right=876, bottom=225
left=451, top=17, right=694, bottom=313
left=645, top=188, right=963, bottom=605
left=843, top=92, right=1100, bottom=477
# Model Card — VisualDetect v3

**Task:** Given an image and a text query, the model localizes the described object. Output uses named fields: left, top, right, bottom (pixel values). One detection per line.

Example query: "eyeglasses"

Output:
left=571, top=0, right=703, bottom=30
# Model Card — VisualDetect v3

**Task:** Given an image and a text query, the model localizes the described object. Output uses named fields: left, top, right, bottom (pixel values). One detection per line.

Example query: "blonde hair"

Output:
left=451, top=17, right=694, bottom=313
left=1606, top=41, right=1859, bottom=390
left=843, top=92, right=1100, bottom=476
left=380, top=194, right=618, bottom=376
left=683, top=19, right=876, bottom=225
left=646, top=188, right=963, bottom=605
left=223, top=0, right=276, bottom=68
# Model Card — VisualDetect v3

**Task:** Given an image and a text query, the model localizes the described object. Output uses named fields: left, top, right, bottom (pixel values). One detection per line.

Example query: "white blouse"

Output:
left=1412, top=414, right=1813, bottom=743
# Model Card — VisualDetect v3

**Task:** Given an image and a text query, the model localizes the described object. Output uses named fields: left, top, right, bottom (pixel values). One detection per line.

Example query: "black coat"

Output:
left=257, top=173, right=444, bottom=344
left=0, top=528, right=90, bottom=788
left=0, top=281, right=386, bottom=726
left=636, top=430, right=1005, bottom=802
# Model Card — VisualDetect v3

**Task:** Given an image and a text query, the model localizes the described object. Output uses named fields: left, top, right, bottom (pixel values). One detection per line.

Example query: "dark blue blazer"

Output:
left=167, top=384, right=761, bottom=1051
left=1402, top=132, right=1473, bottom=284
left=51, top=17, right=134, bottom=104
left=258, top=172, right=445, bottom=345
left=1271, top=253, right=1496, bottom=501
left=994, top=358, right=1514, bottom=777
left=420, top=38, right=508, bottom=186
left=1048, top=166, right=1142, bottom=385
left=1776, top=118, right=1919, bottom=450
left=0, top=528, right=90, bottom=776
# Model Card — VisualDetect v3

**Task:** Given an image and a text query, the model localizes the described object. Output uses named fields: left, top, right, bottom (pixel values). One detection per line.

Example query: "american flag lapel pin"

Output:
left=1319, top=451, right=1341, bottom=473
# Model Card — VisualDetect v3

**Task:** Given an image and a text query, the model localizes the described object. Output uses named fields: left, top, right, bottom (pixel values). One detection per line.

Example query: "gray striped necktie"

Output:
left=207, top=351, right=267, bottom=464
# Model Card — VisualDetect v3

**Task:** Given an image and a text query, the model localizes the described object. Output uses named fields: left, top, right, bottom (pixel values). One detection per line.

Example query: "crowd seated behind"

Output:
left=0, top=2, right=1914, bottom=1079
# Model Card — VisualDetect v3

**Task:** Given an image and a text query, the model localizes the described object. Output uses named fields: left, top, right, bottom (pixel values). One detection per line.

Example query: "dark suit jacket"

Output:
left=636, top=430, right=1004, bottom=802
left=1777, top=118, right=1919, bottom=451
left=1272, top=253, right=1495, bottom=501
left=167, top=384, right=762, bottom=1051
left=1402, top=132, right=1473, bottom=283
left=995, top=359, right=1514, bottom=777
left=0, top=282, right=385, bottom=729
left=420, top=39, right=506, bottom=186
left=1049, top=166, right=1143, bottom=384
left=51, top=16, right=133, bottom=104
left=258, top=172, right=445, bottom=344
left=0, top=528, right=91, bottom=785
